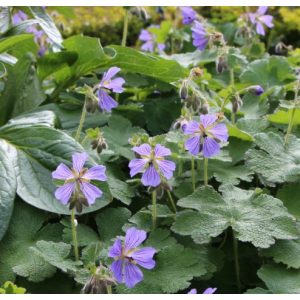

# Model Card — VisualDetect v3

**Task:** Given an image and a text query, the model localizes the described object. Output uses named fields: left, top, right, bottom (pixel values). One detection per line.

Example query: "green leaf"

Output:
left=0, top=7, right=10, bottom=34
left=0, top=34, right=34, bottom=54
left=239, top=93, right=269, bottom=119
left=172, top=185, right=298, bottom=248
left=0, top=53, right=46, bottom=125
left=261, top=239, right=300, bottom=269
left=246, top=132, right=300, bottom=186
left=31, top=241, right=82, bottom=273
left=0, top=201, right=63, bottom=284
left=240, top=56, right=295, bottom=90
left=117, top=241, right=216, bottom=294
left=103, top=45, right=188, bottom=83
left=29, top=7, right=63, bottom=47
left=37, top=51, right=78, bottom=80
left=209, top=160, right=254, bottom=187
left=167, top=49, right=218, bottom=68
left=107, top=175, right=134, bottom=205
left=0, top=140, right=16, bottom=240
left=277, top=183, right=300, bottom=220
left=258, top=263, right=300, bottom=294
left=102, top=115, right=145, bottom=160
left=95, top=207, right=131, bottom=244
left=227, top=124, right=254, bottom=141
left=268, top=108, right=300, bottom=125
left=0, top=281, right=26, bottom=294
left=0, top=115, right=110, bottom=215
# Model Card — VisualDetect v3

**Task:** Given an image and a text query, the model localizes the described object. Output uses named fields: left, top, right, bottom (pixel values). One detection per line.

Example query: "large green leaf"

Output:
left=103, top=45, right=188, bottom=83
left=268, top=108, right=300, bottom=125
left=172, top=185, right=298, bottom=248
left=240, top=56, right=295, bottom=90
left=0, top=201, right=63, bottom=284
left=0, top=53, right=45, bottom=125
left=258, top=264, right=300, bottom=294
left=0, top=112, right=110, bottom=215
left=0, top=34, right=34, bottom=54
left=261, top=239, right=300, bottom=269
left=246, top=132, right=300, bottom=186
left=0, top=140, right=16, bottom=240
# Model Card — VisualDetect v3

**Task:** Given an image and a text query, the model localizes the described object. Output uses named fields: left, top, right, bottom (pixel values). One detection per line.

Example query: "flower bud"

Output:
left=216, top=56, right=228, bottom=74
left=85, top=97, right=98, bottom=113
left=249, top=85, right=264, bottom=96
left=232, top=94, right=243, bottom=114
left=200, top=101, right=209, bottom=114
left=179, top=80, right=189, bottom=100
left=82, top=265, right=115, bottom=294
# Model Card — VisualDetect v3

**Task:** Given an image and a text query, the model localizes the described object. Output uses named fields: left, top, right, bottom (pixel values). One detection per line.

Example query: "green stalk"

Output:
left=233, top=231, right=241, bottom=293
left=191, top=156, right=196, bottom=191
left=121, top=9, right=129, bottom=47
left=178, top=158, right=183, bottom=177
left=166, top=190, right=177, bottom=213
left=230, top=68, right=236, bottom=124
left=71, top=103, right=88, bottom=261
left=106, top=284, right=112, bottom=294
left=284, top=80, right=300, bottom=146
left=152, top=190, right=157, bottom=229
left=204, top=157, right=208, bottom=186
left=75, top=103, right=87, bottom=142
left=71, top=208, right=79, bottom=261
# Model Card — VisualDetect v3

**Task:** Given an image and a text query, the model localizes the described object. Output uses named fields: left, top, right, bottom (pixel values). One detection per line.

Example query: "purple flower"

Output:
left=248, top=6, right=274, bottom=36
left=109, top=227, right=156, bottom=288
left=188, top=287, right=217, bottom=294
left=180, top=6, right=197, bottom=25
left=96, top=67, right=125, bottom=112
left=12, top=10, right=28, bottom=25
left=129, top=144, right=176, bottom=187
left=191, top=21, right=209, bottom=51
left=52, top=152, right=107, bottom=206
left=184, top=114, right=228, bottom=158
left=139, top=28, right=165, bottom=53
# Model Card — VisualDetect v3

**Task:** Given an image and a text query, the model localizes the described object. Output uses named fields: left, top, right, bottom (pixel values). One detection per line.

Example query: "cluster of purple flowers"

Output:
left=138, top=26, right=166, bottom=53
left=180, top=7, right=209, bottom=52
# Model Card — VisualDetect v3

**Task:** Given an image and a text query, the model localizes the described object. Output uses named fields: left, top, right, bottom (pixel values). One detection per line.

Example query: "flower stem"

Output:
left=75, top=102, right=87, bottom=142
left=71, top=208, right=79, bottom=261
left=191, top=156, right=196, bottom=191
left=231, top=111, right=236, bottom=125
left=121, top=9, right=129, bottom=47
left=106, top=284, right=112, bottom=294
left=152, top=190, right=157, bottom=229
left=178, top=158, right=183, bottom=177
left=284, top=80, right=300, bottom=146
left=204, top=157, right=208, bottom=186
left=166, top=190, right=177, bottom=213
left=233, top=231, right=241, bottom=293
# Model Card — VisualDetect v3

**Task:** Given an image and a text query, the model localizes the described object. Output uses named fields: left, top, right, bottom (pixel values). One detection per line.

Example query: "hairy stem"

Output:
left=284, top=80, right=300, bottom=146
left=152, top=190, right=157, bottom=229
left=71, top=208, right=79, bottom=261
left=121, top=9, right=129, bottom=47
left=233, top=231, right=241, bottom=293
left=191, top=156, right=196, bottom=191
left=75, top=102, right=87, bottom=142
left=106, top=284, right=112, bottom=294
left=204, top=157, right=208, bottom=186
left=166, top=190, right=177, bottom=213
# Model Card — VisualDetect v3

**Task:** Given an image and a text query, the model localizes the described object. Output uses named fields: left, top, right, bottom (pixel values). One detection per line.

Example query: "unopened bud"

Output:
left=85, top=97, right=98, bottom=113
left=232, top=94, right=243, bottom=114
left=179, top=80, right=189, bottom=100
left=216, top=56, right=228, bottom=74
left=191, top=67, right=203, bottom=77
left=200, top=101, right=209, bottom=114
left=249, top=85, right=264, bottom=96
